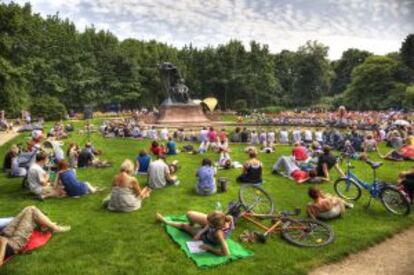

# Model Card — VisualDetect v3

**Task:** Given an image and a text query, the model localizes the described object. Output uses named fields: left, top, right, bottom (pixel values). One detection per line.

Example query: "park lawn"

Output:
left=1, top=122, right=414, bottom=275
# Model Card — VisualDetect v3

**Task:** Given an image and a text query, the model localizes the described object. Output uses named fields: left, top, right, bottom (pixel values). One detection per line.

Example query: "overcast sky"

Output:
left=5, top=0, right=414, bottom=59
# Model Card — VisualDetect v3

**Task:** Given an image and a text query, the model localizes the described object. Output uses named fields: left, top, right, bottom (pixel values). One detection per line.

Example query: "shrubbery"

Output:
left=30, top=96, right=67, bottom=121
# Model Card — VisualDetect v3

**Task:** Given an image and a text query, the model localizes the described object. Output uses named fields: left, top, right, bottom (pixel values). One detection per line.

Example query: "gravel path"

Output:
left=310, top=226, right=414, bottom=275
left=0, top=131, right=19, bottom=146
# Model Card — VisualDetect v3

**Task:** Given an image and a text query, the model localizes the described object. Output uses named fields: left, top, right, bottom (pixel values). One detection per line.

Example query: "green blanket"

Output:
left=164, top=215, right=253, bottom=268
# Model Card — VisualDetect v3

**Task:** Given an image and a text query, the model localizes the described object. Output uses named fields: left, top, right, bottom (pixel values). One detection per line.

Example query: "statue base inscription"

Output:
left=157, top=104, right=210, bottom=124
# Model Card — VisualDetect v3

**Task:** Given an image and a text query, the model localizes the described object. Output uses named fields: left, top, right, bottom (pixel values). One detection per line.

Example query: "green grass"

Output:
left=1, top=122, right=414, bottom=275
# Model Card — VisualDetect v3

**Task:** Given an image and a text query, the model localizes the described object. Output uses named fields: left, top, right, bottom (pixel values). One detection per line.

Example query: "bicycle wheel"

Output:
left=238, top=185, right=274, bottom=215
left=334, top=178, right=362, bottom=201
left=282, top=218, right=334, bottom=247
left=380, top=186, right=410, bottom=215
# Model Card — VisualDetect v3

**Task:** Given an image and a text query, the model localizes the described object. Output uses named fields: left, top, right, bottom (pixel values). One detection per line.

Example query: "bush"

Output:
left=233, top=99, right=247, bottom=111
left=258, top=106, right=286, bottom=113
left=30, top=96, right=67, bottom=121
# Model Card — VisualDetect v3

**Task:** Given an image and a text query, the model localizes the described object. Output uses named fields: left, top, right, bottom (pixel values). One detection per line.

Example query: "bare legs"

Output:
left=156, top=211, right=208, bottom=237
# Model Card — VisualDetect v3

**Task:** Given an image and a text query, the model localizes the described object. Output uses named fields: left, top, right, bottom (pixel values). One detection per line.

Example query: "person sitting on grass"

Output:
left=307, top=187, right=353, bottom=220
left=166, top=137, right=177, bottom=155
left=148, top=154, right=179, bottom=189
left=55, top=160, right=100, bottom=198
left=67, top=142, right=80, bottom=168
left=2, top=145, right=17, bottom=172
left=156, top=210, right=234, bottom=256
left=135, top=149, right=151, bottom=175
left=198, top=140, right=209, bottom=154
left=196, top=158, right=217, bottom=196
left=237, top=151, right=262, bottom=184
left=27, top=152, right=64, bottom=200
left=272, top=156, right=309, bottom=183
left=309, top=145, right=345, bottom=183
left=150, top=141, right=165, bottom=156
left=362, top=134, right=378, bottom=153
left=77, top=143, right=108, bottom=168
left=103, top=159, right=151, bottom=212
left=7, top=145, right=26, bottom=177
left=397, top=168, right=414, bottom=201
left=0, top=206, right=70, bottom=266
left=292, top=142, right=309, bottom=162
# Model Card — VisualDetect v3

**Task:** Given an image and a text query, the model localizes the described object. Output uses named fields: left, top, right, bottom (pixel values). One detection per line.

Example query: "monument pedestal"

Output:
left=157, top=104, right=210, bottom=124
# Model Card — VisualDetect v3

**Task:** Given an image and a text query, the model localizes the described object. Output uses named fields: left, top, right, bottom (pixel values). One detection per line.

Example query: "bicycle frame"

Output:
left=344, top=159, right=381, bottom=198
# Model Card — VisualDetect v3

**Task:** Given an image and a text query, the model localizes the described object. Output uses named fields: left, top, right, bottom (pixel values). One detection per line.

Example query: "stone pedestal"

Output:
left=157, top=104, right=210, bottom=124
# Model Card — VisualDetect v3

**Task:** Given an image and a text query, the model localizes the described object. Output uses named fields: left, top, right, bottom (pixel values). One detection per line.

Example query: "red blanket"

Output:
left=4, top=231, right=52, bottom=264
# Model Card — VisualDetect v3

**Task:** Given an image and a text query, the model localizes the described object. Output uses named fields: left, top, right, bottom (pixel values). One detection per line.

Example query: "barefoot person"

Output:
left=307, top=187, right=352, bottom=220
left=104, top=160, right=151, bottom=212
left=0, top=206, right=70, bottom=266
left=156, top=211, right=234, bottom=256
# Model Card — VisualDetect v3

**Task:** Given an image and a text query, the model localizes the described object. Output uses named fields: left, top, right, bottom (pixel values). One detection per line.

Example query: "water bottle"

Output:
left=215, top=201, right=223, bottom=212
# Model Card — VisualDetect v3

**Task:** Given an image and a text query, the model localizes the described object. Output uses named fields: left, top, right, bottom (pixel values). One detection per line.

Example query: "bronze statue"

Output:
left=159, top=62, right=190, bottom=104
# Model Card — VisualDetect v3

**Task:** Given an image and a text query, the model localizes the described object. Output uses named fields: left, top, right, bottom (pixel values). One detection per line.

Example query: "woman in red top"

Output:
left=150, top=141, right=165, bottom=156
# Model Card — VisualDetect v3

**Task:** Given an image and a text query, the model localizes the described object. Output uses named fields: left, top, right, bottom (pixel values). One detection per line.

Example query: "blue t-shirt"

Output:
left=59, top=169, right=88, bottom=197
left=137, top=155, right=151, bottom=173
left=197, top=166, right=216, bottom=191
left=166, top=141, right=177, bottom=155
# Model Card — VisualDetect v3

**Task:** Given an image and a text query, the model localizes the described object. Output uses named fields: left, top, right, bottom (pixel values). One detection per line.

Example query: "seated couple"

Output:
left=150, top=139, right=177, bottom=156
left=0, top=206, right=70, bottom=266
left=156, top=210, right=234, bottom=256
left=77, top=143, right=109, bottom=168
left=147, top=154, right=179, bottom=189
left=3, top=145, right=26, bottom=177
left=27, top=153, right=100, bottom=199
left=307, top=187, right=353, bottom=220
left=273, top=146, right=345, bottom=183
left=104, top=160, right=151, bottom=212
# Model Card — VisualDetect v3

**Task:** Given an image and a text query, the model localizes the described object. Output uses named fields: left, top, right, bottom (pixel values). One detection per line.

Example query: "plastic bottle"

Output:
left=215, top=201, right=222, bottom=211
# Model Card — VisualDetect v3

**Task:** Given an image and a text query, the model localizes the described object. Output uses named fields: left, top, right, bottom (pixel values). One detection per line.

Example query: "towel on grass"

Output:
left=164, top=215, right=253, bottom=268
left=4, top=231, right=52, bottom=264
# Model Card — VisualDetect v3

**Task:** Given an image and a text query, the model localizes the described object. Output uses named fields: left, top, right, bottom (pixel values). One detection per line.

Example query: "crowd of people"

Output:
left=1, top=108, right=414, bottom=263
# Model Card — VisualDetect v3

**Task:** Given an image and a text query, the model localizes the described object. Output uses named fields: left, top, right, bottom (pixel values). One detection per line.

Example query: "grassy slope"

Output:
left=1, top=122, right=413, bottom=275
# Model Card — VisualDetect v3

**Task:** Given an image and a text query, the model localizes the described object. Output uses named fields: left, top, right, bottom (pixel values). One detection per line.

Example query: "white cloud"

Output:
left=3, top=0, right=413, bottom=59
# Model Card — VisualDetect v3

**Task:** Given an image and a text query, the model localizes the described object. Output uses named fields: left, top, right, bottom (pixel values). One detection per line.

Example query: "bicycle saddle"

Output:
left=366, top=160, right=383, bottom=169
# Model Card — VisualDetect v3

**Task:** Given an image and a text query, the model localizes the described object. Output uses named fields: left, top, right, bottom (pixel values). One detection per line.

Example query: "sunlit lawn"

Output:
left=1, top=121, right=413, bottom=275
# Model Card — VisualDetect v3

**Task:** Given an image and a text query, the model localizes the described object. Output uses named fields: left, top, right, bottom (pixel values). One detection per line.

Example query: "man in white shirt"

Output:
left=148, top=155, right=178, bottom=189
left=160, top=128, right=169, bottom=141
left=315, top=129, right=323, bottom=143
left=279, top=128, right=289, bottom=144
left=27, top=152, right=60, bottom=199
left=292, top=128, right=302, bottom=144
left=304, top=129, right=313, bottom=144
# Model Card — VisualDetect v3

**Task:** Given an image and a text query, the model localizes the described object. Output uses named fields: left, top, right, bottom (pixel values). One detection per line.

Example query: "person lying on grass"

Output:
left=307, top=187, right=353, bottom=220
left=377, top=138, right=414, bottom=161
left=0, top=206, right=70, bottom=266
left=55, top=160, right=101, bottom=198
left=104, top=159, right=151, bottom=212
left=156, top=211, right=234, bottom=256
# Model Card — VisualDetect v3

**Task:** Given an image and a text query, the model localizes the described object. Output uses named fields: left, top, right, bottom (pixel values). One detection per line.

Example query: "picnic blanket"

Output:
left=4, top=230, right=52, bottom=264
left=164, top=215, right=253, bottom=268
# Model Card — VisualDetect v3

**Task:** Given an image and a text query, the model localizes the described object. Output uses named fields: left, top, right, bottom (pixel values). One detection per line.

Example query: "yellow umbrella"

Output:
left=202, top=97, right=218, bottom=112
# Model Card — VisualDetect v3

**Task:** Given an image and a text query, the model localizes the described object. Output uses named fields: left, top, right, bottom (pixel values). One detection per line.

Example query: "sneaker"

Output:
left=55, top=225, right=71, bottom=233
left=345, top=202, right=354, bottom=209
left=174, top=180, right=180, bottom=186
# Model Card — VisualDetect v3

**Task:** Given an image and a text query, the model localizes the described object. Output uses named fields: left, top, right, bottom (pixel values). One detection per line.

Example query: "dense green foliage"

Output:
left=0, top=2, right=413, bottom=117
left=1, top=121, right=414, bottom=274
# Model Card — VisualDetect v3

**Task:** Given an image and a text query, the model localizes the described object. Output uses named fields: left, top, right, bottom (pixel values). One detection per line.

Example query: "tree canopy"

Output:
left=0, top=2, right=413, bottom=118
